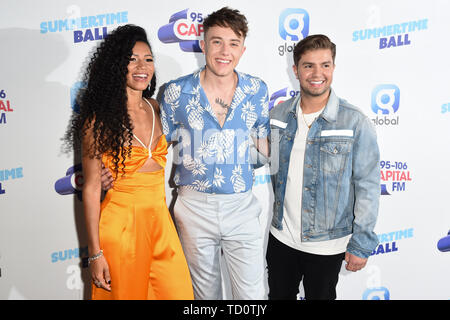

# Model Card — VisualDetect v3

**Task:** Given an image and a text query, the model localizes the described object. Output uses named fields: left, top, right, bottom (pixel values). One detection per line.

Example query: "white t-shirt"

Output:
left=270, top=101, right=351, bottom=255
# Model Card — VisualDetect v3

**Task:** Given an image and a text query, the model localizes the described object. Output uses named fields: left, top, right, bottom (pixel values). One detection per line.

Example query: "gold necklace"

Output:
left=300, top=101, right=313, bottom=129
left=301, top=112, right=312, bottom=129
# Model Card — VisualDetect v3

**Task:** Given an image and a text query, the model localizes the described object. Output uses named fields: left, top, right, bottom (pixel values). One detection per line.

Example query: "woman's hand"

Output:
left=101, top=163, right=114, bottom=191
left=90, top=256, right=112, bottom=291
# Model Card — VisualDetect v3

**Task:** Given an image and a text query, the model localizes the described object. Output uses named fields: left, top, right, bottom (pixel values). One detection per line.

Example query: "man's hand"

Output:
left=344, top=252, right=367, bottom=272
left=101, top=163, right=114, bottom=191
left=250, top=137, right=270, bottom=168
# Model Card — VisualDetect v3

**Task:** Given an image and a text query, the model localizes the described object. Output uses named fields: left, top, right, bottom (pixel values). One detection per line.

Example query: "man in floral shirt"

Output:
left=161, top=7, right=270, bottom=299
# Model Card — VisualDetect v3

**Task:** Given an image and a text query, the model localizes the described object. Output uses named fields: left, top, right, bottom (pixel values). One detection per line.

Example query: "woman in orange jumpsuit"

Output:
left=67, top=25, right=193, bottom=300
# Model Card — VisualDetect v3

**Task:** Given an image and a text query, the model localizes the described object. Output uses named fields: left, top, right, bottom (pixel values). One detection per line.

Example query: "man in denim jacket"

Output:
left=267, top=34, right=380, bottom=300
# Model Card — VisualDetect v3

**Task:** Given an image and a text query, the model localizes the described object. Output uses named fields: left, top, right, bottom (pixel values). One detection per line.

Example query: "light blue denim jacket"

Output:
left=269, top=89, right=380, bottom=258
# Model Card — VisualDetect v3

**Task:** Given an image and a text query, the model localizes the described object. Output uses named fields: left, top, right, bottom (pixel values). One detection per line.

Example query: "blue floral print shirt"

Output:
left=160, top=67, right=270, bottom=194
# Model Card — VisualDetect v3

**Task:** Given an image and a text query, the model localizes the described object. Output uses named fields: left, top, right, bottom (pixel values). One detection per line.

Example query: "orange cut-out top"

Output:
left=101, top=134, right=168, bottom=179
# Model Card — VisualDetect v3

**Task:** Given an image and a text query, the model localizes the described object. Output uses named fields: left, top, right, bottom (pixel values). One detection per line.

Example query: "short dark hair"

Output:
left=293, top=34, right=336, bottom=66
left=203, top=7, right=248, bottom=38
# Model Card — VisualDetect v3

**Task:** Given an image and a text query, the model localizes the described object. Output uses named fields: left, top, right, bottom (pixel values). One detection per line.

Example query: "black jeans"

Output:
left=266, top=232, right=345, bottom=300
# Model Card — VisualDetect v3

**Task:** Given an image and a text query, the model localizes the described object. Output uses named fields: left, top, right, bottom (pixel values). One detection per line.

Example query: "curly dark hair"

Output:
left=65, top=24, right=156, bottom=176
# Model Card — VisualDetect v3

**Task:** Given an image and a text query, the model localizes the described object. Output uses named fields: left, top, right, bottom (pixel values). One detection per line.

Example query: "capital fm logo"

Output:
left=379, top=160, right=412, bottom=196
left=277, top=8, right=309, bottom=56
left=437, top=230, right=450, bottom=252
left=55, top=164, right=83, bottom=201
left=0, top=89, right=14, bottom=125
left=269, top=87, right=299, bottom=110
left=371, top=84, right=400, bottom=126
left=158, top=8, right=204, bottom=52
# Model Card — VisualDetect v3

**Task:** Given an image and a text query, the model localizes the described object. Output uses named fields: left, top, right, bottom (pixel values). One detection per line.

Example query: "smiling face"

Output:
left=126, top=41, right=154, bottom=93
left=293, top=48, right=335, bottom=98
left=200, top=25, right=246, bottom=79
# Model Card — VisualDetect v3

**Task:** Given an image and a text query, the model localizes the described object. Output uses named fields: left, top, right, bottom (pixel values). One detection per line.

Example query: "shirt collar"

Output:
left=181, top=66, right=242, bottom=94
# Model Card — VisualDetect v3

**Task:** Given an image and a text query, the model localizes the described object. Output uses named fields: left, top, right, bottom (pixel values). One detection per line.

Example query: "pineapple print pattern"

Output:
left=231, top=165, right=246, bottom=193
left=260, top=93, right=269, bottom=118
left=164, top=82, right=181, bottom=104
left=161, top=82, right=181, bottom=135
left=207, top=130, right=235, bottom=163
left=186, top=96, right=204, bottom=130
left=241, top=101, right=258, bottom=129
left=185, top=83, right=204, bottom=130
left=213, top=168, right=225, bottom=187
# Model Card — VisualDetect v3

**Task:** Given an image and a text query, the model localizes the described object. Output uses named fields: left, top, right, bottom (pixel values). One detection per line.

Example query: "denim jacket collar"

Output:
left=320, top=88, right=339, bottom=123
left=288, top=94, right=300, bottom=119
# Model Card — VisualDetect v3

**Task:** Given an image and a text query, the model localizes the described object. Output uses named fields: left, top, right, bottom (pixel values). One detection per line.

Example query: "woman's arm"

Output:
left=81, top=125, right=111, bottom=291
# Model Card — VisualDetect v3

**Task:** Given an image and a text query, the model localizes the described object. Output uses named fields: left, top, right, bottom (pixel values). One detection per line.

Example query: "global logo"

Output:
left=371, top=84, right=400, bottom=126
left=279, top=8, right=309, bottom=41
left=158, top=8, right=204, bottom=52
left=363, top=287, right=390, bottom=300
left=277, top=8, right=309, bottom=56
left=55, top=164, right=83, bottom=201
left=371, top=84, right=400, bottom=114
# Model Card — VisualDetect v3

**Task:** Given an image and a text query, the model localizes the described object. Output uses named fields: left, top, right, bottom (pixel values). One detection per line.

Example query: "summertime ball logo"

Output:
left=371, top=84, right=400, bottom=126
left=441, top=102, right=450, bottom=114
left=371, top=227, right=414, bottom=256
left=0, top=167, right=24, bottom=196
left=352, top=18, right=428, bottom=50
left=277, top=8, right=309, bottom=56
left=158, top=8, right=205, bottom=53
left=40, top=10, right=128, bottom=44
